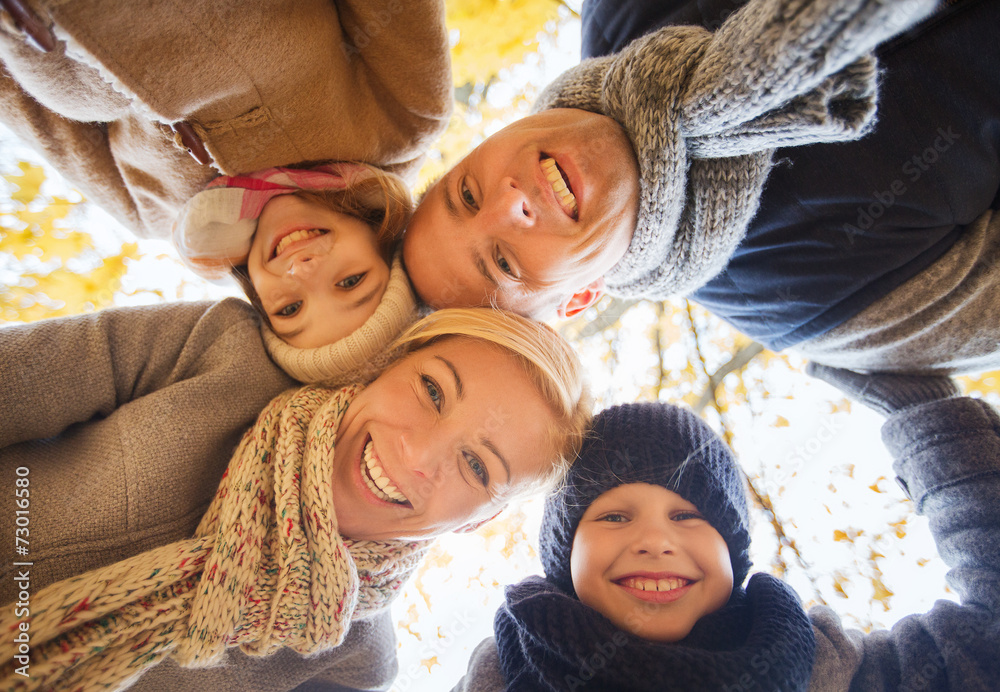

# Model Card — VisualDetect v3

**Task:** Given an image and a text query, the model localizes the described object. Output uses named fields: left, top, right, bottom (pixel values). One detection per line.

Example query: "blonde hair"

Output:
left=234, top=163, right=412, bottom=325
left=392, top=308, right=593, bottom=494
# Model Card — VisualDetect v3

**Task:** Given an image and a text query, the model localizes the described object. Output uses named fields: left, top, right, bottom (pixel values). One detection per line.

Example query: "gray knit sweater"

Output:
left=535, top=0, right=937, bottom=298
left=0, top=299, right=397, bottom=691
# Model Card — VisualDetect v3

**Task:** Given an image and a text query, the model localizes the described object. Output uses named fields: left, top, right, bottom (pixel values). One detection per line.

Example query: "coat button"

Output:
left=171, top=121, right=212, bottom=165
left=1, top=0, right=57, bottom=52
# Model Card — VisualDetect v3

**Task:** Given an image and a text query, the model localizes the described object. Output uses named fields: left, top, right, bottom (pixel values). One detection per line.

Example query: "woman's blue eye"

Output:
left=276, top=301, right=301, bottom=317
left=422, top=375, right=442, bottom=411
left=465, top=452, right=489, bottom=487
left=337, top=273, right=365, bottom=289
left=460, top=180, right=478, bottom=209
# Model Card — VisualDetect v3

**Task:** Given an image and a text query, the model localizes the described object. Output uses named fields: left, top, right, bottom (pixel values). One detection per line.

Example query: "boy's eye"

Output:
left=337, top=272, right=366, bottom=289
left=422, top=375, right=443, bottom=411
left=464, top=452, right=490, bottom=487
left=460, top=179, right=478, bottom=210
left=276, top=301, right=302, bottom=317
left=673, top=511, right=704, bottom=522
left=598, top=512, right=628, bottom=523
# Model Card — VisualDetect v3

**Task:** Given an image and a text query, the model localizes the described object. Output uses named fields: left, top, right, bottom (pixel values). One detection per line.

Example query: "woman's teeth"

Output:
left=361, top=440, right=409, bottom=504
left=541, top=157, right=578, bottom=218
left=618, top=577, right=689, bottom=592
left=274, top=228, right=327, bottom=257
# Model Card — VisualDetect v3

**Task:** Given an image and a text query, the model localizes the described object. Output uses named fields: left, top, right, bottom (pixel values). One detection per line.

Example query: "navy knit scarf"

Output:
left=495, top=573, right=815, bottom=691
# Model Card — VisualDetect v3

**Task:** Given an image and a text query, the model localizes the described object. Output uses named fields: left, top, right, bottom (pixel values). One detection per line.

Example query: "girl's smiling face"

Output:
left=331, top=337, right=559, bottom=541
left=247, top=194, right=389, bottom=348
left=570, top=483, right=734, bottom=642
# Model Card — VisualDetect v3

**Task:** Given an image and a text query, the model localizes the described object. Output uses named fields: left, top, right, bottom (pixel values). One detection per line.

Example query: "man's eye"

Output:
left=460, top=180, right=478, bottom=210
left=337, top=272, right=366, bottom=289
left=422, top=375, right=443, bottom=411
left=276, top=301, right=302, bottom=317
left=464, top=452, right=489, bottom=487
left=496, top=253, right=517, bottom=278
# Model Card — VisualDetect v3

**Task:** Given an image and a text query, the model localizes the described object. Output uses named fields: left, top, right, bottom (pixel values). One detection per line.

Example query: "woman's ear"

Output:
left=557, top=278, right=605, bottom=318
left=454, top=508, right=504, bottom=534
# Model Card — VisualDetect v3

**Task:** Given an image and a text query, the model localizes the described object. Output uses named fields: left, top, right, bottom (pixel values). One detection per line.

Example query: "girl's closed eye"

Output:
left=422, top=374, right=443, bottom=411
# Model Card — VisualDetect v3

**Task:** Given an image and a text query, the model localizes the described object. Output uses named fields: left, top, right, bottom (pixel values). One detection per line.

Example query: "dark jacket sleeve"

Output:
left=811, top=397, right=1000, bottom=691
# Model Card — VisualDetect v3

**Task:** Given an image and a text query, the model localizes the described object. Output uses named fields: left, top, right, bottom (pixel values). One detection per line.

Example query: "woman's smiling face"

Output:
left=331, top=337, right=559, bottom=541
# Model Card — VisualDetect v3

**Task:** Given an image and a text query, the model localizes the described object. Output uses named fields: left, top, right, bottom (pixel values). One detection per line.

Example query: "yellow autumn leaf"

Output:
left=420, top=656, right=440, bottom=674
left=833, top=529, right=851, bottom=543
left=3, top=161, right=45, bottom=204
left=871, top=577, right=894, bottom=611
left=773, top=415, right=790, bottom=428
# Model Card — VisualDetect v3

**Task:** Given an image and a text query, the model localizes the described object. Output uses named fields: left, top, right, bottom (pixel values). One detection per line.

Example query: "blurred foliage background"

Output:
left=2, top=1, right=999, bottom=689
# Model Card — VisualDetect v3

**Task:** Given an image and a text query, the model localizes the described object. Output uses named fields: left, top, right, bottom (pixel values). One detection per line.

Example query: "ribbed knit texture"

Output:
left=262, top=251, right=418, bottom=387
left=541, top=402, right=752, bottom=595
left=535, top=0, right=936, bottom=298
left=495, top=573, right=815, bottom=691
left=0, top=385, right=430, bottom=691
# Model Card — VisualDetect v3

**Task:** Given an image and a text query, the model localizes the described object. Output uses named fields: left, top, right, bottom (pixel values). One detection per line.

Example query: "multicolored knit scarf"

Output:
left=0, top=385, right=430, bottom=691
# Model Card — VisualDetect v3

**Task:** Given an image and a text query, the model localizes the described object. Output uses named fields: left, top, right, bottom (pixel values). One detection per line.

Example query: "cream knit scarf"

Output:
left=0, top=385, right=430, bottom=691
left=535, top=0, right=937, bottom=298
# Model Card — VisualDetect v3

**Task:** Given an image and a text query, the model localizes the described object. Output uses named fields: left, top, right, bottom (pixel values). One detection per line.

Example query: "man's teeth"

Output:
left=274, top=228, right=326, bottom=257
left=361, top=440, right=408, bottom=504
left=540, top=157, right=578, bottom=218
left=619, top=577, right=688, bottom=592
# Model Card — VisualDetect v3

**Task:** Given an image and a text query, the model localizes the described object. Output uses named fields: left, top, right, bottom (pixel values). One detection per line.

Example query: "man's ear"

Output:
left=557, top=278, right=605, bottom=318
left=454, top=509, right=504, bottom=534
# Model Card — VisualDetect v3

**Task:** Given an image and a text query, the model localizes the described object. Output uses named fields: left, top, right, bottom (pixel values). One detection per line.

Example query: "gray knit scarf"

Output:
left=534, top=0, right=937, bottom=298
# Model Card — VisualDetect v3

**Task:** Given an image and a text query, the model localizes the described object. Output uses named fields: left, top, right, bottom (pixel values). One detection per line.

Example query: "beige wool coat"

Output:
left=0, top=299, right=398, bottom=690
left=0, top=0, right=452, bottom=238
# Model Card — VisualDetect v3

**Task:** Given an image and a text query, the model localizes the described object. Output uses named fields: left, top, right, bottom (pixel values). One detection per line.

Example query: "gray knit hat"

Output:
left=540, top=402, right=751, bottom=595
left=534, top=0, right=936, bottom=298
left=262, top=249, right=418, bottom=387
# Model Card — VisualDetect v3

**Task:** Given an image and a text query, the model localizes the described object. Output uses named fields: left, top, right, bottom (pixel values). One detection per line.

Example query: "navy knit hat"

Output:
left=541, top=401, right=752, bottom=595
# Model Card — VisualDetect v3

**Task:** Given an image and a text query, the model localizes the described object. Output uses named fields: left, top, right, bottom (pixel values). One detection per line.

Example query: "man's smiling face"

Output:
left=402, top=108, right=639, bottom=318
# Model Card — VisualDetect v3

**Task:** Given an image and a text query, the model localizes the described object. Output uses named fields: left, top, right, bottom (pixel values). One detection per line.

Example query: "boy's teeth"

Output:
left=621, top=577, right=688, bottom=592
left=361, top=440, right=408, bottom=504
left=540, top=157, right=578, bottom=218
left=274, top=228, right=326, bottom=257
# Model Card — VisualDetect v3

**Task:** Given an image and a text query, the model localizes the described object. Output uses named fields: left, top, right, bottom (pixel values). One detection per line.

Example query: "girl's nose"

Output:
left=286, top=254, right=316, bottom=278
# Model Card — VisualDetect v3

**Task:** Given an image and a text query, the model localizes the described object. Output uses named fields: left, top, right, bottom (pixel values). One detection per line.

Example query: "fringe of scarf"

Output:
left=0, top=385, right=430, bottom=691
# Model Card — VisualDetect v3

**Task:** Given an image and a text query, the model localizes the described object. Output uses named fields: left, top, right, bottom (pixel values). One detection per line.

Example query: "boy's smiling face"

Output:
left=570, top=483, right=734, bottom=642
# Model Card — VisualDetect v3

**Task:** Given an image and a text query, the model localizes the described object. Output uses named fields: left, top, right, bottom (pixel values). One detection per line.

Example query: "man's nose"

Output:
left=494, top=177, right=535, bottom=228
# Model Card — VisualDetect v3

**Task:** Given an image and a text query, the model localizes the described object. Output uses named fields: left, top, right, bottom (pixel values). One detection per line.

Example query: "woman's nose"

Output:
left=398, top=429, right=445, bottom=481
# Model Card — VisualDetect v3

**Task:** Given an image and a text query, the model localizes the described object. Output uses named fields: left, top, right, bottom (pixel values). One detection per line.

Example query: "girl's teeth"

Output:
left=361, top=440, right=408, bottom=504
left=540, top=157, right=578, bottom=218
left=274, top=228, right=326, bottom=257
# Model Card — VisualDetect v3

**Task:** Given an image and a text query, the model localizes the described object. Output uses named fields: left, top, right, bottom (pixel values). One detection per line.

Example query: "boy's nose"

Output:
left=633, top=524, right=676, bottom=555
